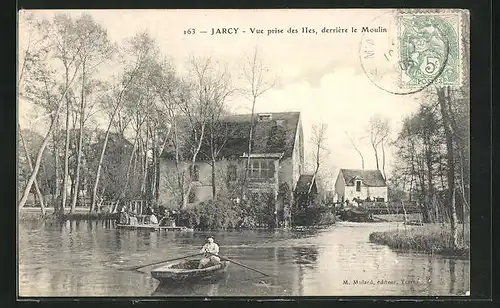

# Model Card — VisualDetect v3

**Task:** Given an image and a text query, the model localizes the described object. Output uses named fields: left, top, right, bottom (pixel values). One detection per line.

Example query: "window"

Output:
left=249, top=160, right=275, bottom=179
left=355, top=180, right=361, bottom=192
left=228, top=165, right=237, bottom=181
left=189, top=165, right=200, bottom=181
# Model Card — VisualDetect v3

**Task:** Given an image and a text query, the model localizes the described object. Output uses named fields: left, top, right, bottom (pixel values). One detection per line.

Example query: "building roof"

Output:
left=162, top=112, right=301, bottom=160
left=339, top=169, right=386, bottom=187
left=295, top=174, right=317, bottom=194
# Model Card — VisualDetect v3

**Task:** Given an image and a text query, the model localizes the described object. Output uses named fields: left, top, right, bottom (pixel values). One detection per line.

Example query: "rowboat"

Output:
left=151, top=259, right=230, bottom=284
left=403, top=220, right=424, bottom=226
left=116, top=224, right=194, bottom=232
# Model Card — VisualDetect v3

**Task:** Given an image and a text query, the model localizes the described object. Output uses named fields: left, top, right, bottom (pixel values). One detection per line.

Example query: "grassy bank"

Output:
left=369, top=223, right=470, bottom=257
left=19, top=207, right=118, bottom=222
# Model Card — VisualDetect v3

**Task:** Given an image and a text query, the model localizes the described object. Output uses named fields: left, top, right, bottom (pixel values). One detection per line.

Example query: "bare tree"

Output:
left=437, top=86, right=459, bottom=248
left=200, top=62, right=234, bottom=199
left=47, top=14, right=86, bottom=214
left=345, top=131, right=365, bottom=169
left=89, top=31, right=156, bottom=212
left=18, top=13, right=84, bottom=210
left=69, top=14, right=115, bottom=213
left=176, top=56, right=233, bottom=209
left=367, top=114, right=390, bottom=178
left=240, top=47, right=278, bottom=199
left=311, top=123, right=328, bottom=183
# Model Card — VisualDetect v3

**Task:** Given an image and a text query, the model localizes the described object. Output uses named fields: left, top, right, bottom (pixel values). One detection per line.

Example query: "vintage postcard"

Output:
left=17, top=9, right=470, bottom=297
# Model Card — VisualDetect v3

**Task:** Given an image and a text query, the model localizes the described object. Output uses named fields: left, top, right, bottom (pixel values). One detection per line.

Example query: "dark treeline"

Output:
left=388, top=85, right=470, bottom=248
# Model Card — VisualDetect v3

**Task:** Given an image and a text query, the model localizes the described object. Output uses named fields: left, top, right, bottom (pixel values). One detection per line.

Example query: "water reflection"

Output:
left=293, top=247, right=319, bottom=265
left=18, top=221, right=470, bottom=297
left=449, top=259, right=456, bottom=295
left=152, top=273, right=230, bottom=296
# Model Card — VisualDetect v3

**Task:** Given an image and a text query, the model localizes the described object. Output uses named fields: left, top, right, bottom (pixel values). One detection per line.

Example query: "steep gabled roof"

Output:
left=162, top=112, right=301, bottom=160
left=339, top=169, right=386, bottom=187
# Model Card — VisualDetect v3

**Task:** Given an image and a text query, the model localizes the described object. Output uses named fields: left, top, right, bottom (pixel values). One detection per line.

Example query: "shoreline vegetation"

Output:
left=368, top=223, right=470, bottom=258
left=19, top=207, right=118, bottom=222
left=19, top=199, right=338, bottom=230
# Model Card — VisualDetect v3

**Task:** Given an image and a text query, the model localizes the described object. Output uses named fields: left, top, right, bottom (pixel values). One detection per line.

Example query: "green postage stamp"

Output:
left=398, top=11, right=463, bottom=88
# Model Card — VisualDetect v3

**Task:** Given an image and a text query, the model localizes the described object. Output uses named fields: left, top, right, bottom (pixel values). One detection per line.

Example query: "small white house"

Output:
left=334, top=169, right=388, bottom=202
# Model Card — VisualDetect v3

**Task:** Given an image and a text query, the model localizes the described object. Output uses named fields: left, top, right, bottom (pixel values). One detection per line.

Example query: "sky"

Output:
left=18, top=9, right=425, bottom=184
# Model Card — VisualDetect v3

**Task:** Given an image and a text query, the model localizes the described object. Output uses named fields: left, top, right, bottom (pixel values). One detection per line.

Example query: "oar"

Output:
left=208, top=252, right=276, bottom=277
left=122, top=252, right=204, bottom=272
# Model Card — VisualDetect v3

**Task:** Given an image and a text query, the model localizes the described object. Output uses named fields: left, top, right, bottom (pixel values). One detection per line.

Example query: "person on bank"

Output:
left=118, top=206, right=129, bottom=224
left=149, top=209, right=158, bottom=224
left=198, top=236, right=221, bottom=269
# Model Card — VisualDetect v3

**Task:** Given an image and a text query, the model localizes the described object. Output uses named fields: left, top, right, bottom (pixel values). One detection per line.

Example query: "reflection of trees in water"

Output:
left=291, top=246, right=319, bottom=296
left=114, top=229, right=122, bottom=251
left=152, top=273, right=229, bottom=296
left=277, top=246, right=286, bottom=264
left=425, top=255, right=468, bottom=295
left=448, top=258, right=456, bottom=294
left=292, top=247, right=319, bottom=265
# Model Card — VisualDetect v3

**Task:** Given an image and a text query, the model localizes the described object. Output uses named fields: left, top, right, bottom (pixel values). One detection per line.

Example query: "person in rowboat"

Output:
left=198, top=236, right=221, bottom=269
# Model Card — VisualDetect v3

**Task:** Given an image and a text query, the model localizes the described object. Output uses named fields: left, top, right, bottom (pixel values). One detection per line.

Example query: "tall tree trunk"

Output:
left=381, top=139, right=387, bottom=180
left=18, top=78, right=77, bottom=210
left=90, top=106, right=120, bottom=212
left=409, top=140, right=415, bottom=202
left=437, top=86, right=459, bottom=248
left=171, top=120, right=185, bottom=208
left=424, top=135, right=434, bottom=223
left=90, top=56, right=144, bottom=211
left=211, top=158, right=217, bottom=199
left=70, top=119, right=84, bottom=212
left=155, top=150, right=161, bottom=203
left=417, top=154, right=427, bottom=214
left=141, top=126, right=150, bottom=198
left=70, top=65, right=86, bottom=213
left=121, top=127, right=140, bottom=199
left=60, top=96, right=71, bottom=214
left=372, top=143, right=380, bottom=170
left=52, top=115, right=60, bottom=206
left=19, top=127, right=46, bottom=215
left=241, top=97, right=256, bottom=200
left=150, top=132, right=157, bottom=203
left=182, top=124, right=206, bottom=209
left=209, top=121, right=217, bottom=199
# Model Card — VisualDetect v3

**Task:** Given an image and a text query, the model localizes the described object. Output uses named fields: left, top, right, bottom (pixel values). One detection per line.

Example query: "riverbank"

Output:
left=369, top=223, right=470, bottom=257
left=19, top=207, right=117, bottom=222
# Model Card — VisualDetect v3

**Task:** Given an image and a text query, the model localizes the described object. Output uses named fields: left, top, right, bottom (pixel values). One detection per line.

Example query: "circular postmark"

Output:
left=359, top=10, right=455, bottom=95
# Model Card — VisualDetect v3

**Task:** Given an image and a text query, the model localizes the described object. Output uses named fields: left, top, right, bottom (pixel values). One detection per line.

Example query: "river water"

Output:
left=18, top=220, right=469, bottom=297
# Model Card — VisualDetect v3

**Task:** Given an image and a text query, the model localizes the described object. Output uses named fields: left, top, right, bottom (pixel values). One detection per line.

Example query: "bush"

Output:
left=176, top=193, right=277, bottom=231
left=291, top=200, right=337, bottom=227
left=177, top=198, right=242, bottom=231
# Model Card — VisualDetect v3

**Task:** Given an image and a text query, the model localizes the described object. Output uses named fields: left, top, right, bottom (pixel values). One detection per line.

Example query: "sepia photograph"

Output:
left=17, top=9, right=470, bottom=297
